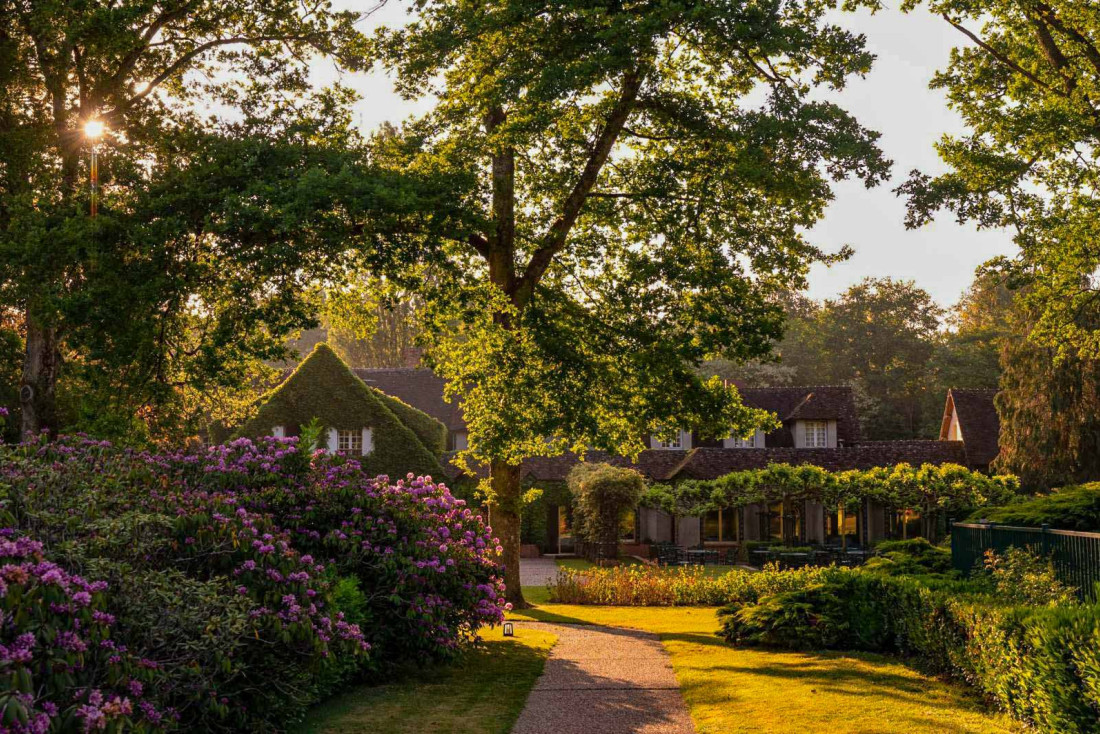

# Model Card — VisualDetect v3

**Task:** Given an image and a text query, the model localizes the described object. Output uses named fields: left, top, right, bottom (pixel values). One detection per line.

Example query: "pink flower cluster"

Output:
left=0, top=534, right=168, bottom=733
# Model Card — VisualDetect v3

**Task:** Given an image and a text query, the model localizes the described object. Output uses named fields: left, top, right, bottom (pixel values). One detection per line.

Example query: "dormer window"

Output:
left=653, top=429, right=690, bottom=450
left=803, top=421, right=828, bottom=448
left=658, top=434, right=683, bottom=449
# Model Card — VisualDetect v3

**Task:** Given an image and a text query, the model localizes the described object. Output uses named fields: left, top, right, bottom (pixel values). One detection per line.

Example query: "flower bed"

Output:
left=549, top=563, right=848, bottom=606
left=0, top=436, right=506, bottom=732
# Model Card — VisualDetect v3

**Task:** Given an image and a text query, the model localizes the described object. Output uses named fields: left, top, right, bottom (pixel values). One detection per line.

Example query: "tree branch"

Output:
left=514, top=68, right=646, bottom=303
left=103, top=32, right=329, bottom=121
left=942, top=14, right=1057, bottom=94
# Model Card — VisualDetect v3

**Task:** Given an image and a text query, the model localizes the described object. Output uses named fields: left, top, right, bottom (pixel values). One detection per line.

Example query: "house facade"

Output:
left=299, top=350, right=1002, bottom=552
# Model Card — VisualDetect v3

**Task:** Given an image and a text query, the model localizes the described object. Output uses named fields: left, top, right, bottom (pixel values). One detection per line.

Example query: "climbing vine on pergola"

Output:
left=640, top=462, right=1019, bottom=529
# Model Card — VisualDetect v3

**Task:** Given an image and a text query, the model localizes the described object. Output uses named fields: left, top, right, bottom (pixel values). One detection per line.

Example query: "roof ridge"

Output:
left=739, top=384, right=853, bottom=390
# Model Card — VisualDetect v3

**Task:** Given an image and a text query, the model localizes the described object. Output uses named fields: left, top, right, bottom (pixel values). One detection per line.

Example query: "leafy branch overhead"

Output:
left=900, top=0, right=1100, bottom=359
left=373, top=0, right=893, bottom=465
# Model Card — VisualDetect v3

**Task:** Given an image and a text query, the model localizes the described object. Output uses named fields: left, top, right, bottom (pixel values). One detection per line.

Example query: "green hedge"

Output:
left=968, top=483, right=1100, bottom=532
left=719, top=573, right=1100, bottom=732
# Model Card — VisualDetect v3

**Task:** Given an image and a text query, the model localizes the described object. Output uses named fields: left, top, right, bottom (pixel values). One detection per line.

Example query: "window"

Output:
left=447, top=430, right=468, bottom=451
left=803, top=421, right=828, bottom=448
left=654, top=429, right=687, bottom=450
left=728, top=434, right=756, bottom=448
left=704, top=509, right=739, bottom=542
left=272, top=425, right=285, bottom=439
left=337, top=429, right=362, bottom=454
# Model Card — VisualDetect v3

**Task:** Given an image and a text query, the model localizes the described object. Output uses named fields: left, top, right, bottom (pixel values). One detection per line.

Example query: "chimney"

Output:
left=402, top=347, right=424, bottom=368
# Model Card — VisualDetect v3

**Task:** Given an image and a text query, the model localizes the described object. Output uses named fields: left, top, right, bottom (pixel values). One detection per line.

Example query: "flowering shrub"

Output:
left=549, top=563, right=848, bottom=606
left=0, top=533, right=168, bottom=733
left=0, top=436, right=506, bottom=731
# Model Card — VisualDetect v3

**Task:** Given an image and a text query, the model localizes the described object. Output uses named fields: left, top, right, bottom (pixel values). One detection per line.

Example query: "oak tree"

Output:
left=373, top=0, right=890, bottom=604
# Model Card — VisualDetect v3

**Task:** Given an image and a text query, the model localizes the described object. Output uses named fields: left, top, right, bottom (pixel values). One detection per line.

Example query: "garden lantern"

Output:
left=503, top=622, right=514, bottom=637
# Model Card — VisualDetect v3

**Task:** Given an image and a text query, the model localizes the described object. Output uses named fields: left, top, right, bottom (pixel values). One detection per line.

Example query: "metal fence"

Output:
left=952, top=522, right=1100, bottom=601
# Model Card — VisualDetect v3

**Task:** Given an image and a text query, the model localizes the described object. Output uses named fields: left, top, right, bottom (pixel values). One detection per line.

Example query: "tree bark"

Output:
left=21, top=314, right=61, bottom=440
left=490, top=458, right=527, bottom=607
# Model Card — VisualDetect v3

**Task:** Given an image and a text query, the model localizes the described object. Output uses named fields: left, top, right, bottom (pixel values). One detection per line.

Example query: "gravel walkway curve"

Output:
left=510, top=622, right=695, bottom=734
left=519, top=557, right=559, bottom=587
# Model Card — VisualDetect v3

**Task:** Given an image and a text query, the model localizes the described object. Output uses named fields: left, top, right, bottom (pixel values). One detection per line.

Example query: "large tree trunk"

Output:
left=490, top=458, right=527, bottom=608
left=21, top=314, right=61, bottom=440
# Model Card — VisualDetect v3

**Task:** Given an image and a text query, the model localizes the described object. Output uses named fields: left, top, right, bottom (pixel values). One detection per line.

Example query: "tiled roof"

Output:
left=942, top=388, right=1000, bottom=468
left=445, top=441, right=969, bottom=484
left=668, top=442, right=968, bottom=480
left=353, top=368, right=465, bottom=432
left=738, top=386, right=860, bottom=446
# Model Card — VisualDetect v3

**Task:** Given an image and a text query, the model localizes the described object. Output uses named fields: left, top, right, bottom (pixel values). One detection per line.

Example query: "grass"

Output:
left=298, top=625, right=556, bottom=734
left=511, top=587, right=1019, bottom=734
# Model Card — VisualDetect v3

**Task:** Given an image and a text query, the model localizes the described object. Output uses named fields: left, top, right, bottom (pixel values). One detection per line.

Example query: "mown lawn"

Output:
left=510, top=588, right=1019, bottom=734
left=298, top=625, right=556, bottom=734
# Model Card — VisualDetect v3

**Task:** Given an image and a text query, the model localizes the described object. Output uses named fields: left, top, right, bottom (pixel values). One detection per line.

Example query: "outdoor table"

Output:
left=779, top=552, right=810, bottom=568
left=684, top=549, right=709, bottom=565
left=750, top=549, right=774, bottom=567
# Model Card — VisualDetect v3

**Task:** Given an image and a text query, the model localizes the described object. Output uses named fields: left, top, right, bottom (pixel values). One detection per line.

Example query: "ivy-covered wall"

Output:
left=238, top=343, right=446, bottom=479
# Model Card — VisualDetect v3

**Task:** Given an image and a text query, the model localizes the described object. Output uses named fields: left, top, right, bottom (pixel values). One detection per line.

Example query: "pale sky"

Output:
left=311, top=1, right=1016, bottom=309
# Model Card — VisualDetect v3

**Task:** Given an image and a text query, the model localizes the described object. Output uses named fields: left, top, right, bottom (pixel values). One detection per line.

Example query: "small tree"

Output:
left=568, top=463, right=645, bottom=562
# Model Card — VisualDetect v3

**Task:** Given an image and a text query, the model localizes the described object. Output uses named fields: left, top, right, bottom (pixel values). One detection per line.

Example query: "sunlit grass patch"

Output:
left=299, top=626, right=556, bottom=734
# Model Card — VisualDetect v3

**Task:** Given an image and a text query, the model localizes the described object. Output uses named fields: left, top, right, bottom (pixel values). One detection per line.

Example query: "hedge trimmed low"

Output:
left=969, top=482, right=1100, bottom=531
left=719, top=571, right=1100, bottom=733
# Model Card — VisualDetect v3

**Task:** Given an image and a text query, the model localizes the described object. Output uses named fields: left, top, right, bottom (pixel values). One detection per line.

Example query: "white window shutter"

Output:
left=326, top=428, right=338, bottom=453
left=361, top=428, right=373, bottom=456
left=272, top=425, right=285, bottom=439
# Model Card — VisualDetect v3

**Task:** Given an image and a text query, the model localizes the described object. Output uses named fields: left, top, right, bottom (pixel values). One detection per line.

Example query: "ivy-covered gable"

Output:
left=238, top=343, right=446, bottom=479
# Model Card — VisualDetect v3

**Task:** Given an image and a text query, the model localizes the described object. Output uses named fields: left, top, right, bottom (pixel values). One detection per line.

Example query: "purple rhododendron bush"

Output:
left=0, top=436, right=506, bottom=732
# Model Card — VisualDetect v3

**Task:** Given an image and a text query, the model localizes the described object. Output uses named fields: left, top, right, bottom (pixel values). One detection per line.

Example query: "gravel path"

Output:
left=510, top=622, right=695, bottom=734
left=519, top=557, right=559, bottom=587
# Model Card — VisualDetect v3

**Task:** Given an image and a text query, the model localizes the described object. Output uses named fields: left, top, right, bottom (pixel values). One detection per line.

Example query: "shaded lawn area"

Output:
left=298, top=625, right=556, bottom=734
left=511, top=587, right=1019, bottom=734
left=556, top=557, right=741, bottom=579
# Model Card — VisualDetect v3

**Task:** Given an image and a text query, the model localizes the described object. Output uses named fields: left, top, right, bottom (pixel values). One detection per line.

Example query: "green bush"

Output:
left=970, top=483, right=1100, bottom=531
left=567, top=463, right=645, bottom=549
left=721, top=573, right=893, bottom=650
left=862, top=537, right=954, bottom=577
left=718, top=566, right=1100, bottom=733
left=983, top=546, right=1078, bottom=606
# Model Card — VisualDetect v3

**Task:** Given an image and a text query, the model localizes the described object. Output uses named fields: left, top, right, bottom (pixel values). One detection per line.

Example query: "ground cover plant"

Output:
left=718, top=545, right=1099, bottom=733
left=0, top=436, right=507, bottom=732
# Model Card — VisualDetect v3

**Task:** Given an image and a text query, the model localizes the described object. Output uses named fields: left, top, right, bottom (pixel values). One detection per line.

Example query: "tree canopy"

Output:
left=901, top=0, right=1100, bottom=360
left=371, top=0, right=891, bottom=603
left=0, top=0, right=375, bottom=439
